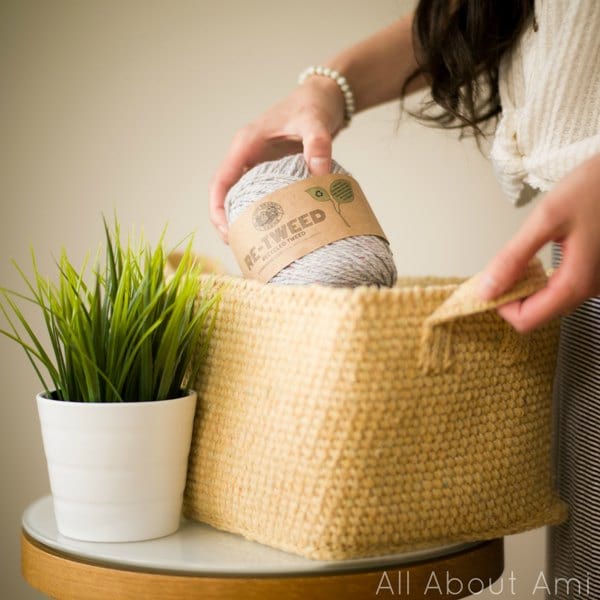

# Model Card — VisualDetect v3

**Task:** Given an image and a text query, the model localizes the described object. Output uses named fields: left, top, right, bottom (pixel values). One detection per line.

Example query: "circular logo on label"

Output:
left=252, top=201, right=284, bottom=231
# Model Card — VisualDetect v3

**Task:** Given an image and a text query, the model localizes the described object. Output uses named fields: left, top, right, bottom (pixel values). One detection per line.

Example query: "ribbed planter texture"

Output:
left=36, top=390, right=197, bottom=542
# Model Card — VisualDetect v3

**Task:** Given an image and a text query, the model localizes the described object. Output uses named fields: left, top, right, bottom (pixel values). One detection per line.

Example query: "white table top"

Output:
left=23, top=496, right=475, bottom=576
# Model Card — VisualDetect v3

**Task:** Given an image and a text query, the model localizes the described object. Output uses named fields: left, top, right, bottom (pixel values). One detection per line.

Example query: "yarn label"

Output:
left=228, top=174, right=389, bottom=283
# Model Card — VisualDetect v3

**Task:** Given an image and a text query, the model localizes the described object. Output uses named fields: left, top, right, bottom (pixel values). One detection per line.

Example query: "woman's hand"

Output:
left=207, top=15, right=421, bottom=242
left=479, top=153, right=600, bottom=332
left=208, top=76, right=346, bottom=242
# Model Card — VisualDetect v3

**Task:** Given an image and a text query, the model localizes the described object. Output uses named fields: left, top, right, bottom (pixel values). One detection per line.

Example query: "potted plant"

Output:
left=0, top=218, right=218, bottom=542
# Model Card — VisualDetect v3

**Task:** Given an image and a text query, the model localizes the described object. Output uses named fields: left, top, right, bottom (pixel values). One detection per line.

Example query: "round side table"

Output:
left=22, top=496, right=503, bottom=600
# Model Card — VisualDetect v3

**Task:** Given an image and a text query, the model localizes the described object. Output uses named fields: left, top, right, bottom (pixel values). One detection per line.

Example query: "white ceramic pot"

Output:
left=36, top=390, right=197, bottom=542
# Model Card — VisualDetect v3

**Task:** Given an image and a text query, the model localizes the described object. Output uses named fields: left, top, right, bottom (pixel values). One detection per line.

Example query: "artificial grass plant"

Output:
left=0, top=218, right=218, bottom=402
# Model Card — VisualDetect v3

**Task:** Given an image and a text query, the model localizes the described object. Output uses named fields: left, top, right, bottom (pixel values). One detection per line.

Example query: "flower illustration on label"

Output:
left=305, top=178, right=354, bottom=227
left=252, top=201, right=284, bottom=231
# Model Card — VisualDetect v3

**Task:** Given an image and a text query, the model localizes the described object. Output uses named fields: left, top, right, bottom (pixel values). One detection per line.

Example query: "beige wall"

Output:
left=1, top=1, right=551, bottom=598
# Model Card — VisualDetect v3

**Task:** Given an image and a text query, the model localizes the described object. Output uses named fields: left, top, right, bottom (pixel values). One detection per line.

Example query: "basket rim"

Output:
left=199, top=272, right=468, bottom=299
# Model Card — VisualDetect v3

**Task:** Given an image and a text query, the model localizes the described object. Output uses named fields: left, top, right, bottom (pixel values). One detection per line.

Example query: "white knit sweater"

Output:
left=490, top=0, right=600, bottom=206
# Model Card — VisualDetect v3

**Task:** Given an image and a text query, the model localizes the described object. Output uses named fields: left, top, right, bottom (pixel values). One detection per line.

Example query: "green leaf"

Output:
left=329, top=179, right=354, bottom=203
left=305, top=186, right=331, bottom=202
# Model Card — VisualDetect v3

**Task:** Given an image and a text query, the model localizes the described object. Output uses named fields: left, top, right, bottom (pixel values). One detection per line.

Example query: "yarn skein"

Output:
left=225, top=154, right=397, bottom=287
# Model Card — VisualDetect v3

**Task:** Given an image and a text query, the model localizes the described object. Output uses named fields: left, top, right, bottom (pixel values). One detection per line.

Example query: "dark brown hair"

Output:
left=404, top=0, right=536, bottom=136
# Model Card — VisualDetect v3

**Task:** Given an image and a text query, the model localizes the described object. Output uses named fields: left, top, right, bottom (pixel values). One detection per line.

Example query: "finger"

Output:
left=496, top=247, right=591, bottom=332
left=479, top=200, right=567, bottom=301
left=208, top=191, right=229, bottom=243
left=495, top=300, right=523, bottom=327
left=298, top=120, right=332, bottom=176
left=209, top=132, right=267, bottom=242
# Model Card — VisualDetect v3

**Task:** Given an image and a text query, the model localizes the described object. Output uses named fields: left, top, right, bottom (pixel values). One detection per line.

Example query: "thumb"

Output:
left=300, top=122, right=333, bottom=176
left=478, top=200, right=564, bottom=301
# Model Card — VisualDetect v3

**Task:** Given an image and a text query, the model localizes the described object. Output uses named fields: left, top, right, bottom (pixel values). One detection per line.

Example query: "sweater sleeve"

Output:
left=490, top=0, right=600, bottom=206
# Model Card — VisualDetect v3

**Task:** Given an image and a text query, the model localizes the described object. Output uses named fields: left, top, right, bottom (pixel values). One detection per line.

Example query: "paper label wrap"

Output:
left=228, top=174, right=388, bottom=283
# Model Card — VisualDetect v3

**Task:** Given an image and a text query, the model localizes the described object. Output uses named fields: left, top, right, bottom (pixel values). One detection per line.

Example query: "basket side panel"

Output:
left=312, top=308, right=565, bottom=559
left=184, top=282, right=401, bottom=553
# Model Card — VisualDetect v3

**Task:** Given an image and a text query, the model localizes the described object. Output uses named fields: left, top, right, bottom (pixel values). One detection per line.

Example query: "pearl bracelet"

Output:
left=297, top=65, right=356, bottom=125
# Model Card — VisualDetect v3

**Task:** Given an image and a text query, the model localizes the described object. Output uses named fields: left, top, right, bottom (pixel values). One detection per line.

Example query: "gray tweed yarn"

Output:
left=225, top=153, right=397, bottom=287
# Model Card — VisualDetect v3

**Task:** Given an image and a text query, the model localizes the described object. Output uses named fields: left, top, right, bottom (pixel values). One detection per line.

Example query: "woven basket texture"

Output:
left=183, top=259, right=568, bottom=560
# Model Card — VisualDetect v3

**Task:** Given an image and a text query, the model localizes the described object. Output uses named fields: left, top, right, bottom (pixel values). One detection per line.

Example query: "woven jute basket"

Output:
left=183, top=258, right=567, bottom=560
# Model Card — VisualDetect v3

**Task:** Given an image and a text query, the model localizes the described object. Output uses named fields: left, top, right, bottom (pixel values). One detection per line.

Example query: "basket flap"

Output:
left=419, top=258, right=550, bottom=373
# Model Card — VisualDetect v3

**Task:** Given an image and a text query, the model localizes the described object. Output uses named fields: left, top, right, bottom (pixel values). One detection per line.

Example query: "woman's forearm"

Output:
left=323, top=14, right=425, bottom=114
